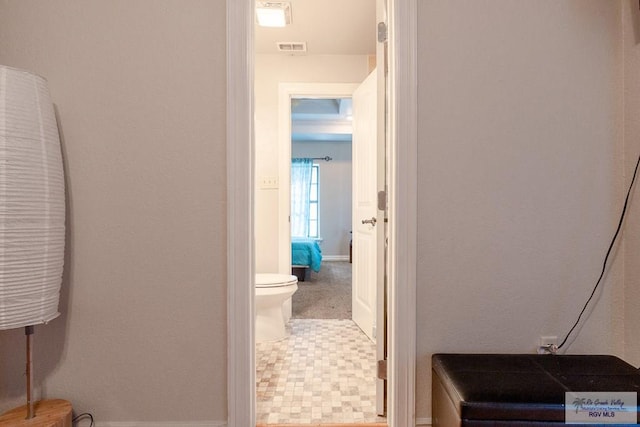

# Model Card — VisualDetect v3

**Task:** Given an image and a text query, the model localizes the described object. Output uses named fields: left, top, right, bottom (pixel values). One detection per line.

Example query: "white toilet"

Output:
left=255, top=273, right=298, bottom=342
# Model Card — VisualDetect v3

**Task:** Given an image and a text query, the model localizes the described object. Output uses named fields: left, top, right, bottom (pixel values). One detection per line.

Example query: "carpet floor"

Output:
left=292, top=261, right=352, bottom=319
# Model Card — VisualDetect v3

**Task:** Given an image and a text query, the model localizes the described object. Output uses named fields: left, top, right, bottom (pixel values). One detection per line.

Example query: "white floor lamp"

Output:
left=0, top=65, right=72, bottom=425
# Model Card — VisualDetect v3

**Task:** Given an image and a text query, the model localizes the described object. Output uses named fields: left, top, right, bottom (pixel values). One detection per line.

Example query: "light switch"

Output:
left=259, top=176, right=279, bottom=189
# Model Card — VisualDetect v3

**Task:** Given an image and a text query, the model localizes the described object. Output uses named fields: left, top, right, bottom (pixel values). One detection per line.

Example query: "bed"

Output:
left=291, top=238, right=322, bottom=281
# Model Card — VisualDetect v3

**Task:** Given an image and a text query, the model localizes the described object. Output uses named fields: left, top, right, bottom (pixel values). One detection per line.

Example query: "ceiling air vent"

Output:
left=276, top=41, right=307, bottom=54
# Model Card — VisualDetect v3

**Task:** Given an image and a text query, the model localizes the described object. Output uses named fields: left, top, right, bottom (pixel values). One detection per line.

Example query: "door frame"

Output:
left=277, top=83, right=360, bottom=274
left=225, top=0, right=417, bottom=426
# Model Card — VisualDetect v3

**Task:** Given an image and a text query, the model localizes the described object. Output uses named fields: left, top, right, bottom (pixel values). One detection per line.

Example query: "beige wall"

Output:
left=416, top=0, right=624, bottom=420
left=0, top=0, right=228, bottom=423
left=2, top=1, right=640, bottom=425
left=624, top=0, right=640, bottom=366
left=254, top=54, right=369, bottom=272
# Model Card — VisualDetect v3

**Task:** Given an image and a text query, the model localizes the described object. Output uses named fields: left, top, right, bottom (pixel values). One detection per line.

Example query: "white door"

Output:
left=352, top=69, right=383, bottom=346
left=374, top=0, right=388, bottom=416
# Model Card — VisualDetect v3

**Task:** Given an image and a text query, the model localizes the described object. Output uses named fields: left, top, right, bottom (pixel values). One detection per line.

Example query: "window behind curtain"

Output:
left=308, top=164, right=319, bottom=238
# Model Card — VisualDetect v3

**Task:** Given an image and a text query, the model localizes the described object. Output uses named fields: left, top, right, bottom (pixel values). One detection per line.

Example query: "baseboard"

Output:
left=322, top=255, right=350, bottom=262
left=98, top=422, right=226, bottom=427
left=100, top=417, right=427, bottom=426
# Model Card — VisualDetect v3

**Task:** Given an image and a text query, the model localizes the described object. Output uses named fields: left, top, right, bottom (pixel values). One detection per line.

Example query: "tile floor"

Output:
left=256, top=318, right=387, bottom=425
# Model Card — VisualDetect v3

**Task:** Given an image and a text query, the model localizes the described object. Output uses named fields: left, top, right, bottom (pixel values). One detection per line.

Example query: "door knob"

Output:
left=362, top=217, right=377, bottom=226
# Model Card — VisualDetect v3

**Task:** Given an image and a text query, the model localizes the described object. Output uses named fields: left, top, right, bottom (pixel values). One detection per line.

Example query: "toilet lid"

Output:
left=255, top=273, right=298, bottom=288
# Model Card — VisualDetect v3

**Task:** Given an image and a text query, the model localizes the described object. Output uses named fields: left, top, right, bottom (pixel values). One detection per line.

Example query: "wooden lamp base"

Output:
left=0, top=399, right=72, bottom=427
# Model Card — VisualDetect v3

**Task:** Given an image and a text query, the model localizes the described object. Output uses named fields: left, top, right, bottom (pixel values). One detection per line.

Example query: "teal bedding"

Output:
left=291, top=238, right=322, bottom=272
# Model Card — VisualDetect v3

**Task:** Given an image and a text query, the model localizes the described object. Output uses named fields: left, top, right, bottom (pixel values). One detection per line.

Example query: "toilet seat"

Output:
left=255, top=274, right=297, bottom=288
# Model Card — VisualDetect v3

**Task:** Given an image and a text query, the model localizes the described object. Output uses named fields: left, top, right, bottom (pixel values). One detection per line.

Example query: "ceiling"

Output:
left=254, top=0, right=377, bottom=55
left=256, top=1, right=376, bottom=142
left=291, top=98, right=353, bottom=142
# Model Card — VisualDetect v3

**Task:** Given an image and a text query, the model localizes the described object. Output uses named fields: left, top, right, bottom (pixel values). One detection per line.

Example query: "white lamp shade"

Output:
left=0, top=65, right=65, bottom=330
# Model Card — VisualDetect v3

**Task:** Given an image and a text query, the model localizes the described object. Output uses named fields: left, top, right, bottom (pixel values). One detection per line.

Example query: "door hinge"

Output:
left=377, top=22, right=388, bottom=43
left=377, top=190, right=386, bottom=211
left=377, top=359, right=387, bottom=380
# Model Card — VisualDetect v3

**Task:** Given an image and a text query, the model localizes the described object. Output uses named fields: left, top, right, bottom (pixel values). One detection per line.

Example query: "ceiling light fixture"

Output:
left=256, top=2, right=292, bottom=28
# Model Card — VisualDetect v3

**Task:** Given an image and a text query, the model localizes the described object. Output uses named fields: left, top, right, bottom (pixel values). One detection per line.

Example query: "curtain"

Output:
left=291, top=158, right=313, bottom=237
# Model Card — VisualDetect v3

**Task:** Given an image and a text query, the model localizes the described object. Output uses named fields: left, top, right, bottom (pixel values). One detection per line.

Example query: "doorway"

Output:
left=274, top=85, right=361, bottom=275
left=225, top=0, right=418, bottom=426
left=256, top=80, right=382, bottom=424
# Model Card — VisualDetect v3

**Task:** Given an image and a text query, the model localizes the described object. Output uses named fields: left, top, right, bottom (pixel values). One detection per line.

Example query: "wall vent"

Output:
left=276, top=41, right=307, bottom=53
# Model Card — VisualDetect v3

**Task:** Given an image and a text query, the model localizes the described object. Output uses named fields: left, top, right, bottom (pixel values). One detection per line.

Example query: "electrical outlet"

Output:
left=539, top=336, right=557, bottom=347
left=537, top=336, right=558, bottom=354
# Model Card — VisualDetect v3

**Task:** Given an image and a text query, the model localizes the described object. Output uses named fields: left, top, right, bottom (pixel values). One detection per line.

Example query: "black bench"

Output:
left=432, top=353, right=640, bottom=426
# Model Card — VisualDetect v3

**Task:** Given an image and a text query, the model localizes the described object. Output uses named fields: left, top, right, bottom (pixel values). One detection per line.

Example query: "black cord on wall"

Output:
left=72, top=412, right=95, bottom=427
left=557, top=152, right=640, bottom=351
